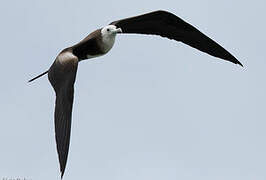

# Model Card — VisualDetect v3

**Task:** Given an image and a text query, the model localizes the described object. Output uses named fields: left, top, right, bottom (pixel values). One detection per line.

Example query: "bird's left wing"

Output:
left=48, top=51, right=78, bottom=178
left=110, top=10, right=242, bottom=66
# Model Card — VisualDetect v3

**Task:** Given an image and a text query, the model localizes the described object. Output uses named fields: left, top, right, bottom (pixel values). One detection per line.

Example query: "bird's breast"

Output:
left=100, top=35, right=116, bottom=53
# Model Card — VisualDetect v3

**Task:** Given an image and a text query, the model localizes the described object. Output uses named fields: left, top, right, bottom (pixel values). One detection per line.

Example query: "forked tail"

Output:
left=28, top=70, right=49, bottom=82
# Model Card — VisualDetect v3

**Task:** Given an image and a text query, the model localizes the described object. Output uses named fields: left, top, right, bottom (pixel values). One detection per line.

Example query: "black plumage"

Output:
left=48, top=49, right=78, bottom=178
left=111, top=10, right=242, bottom=66
left=29, top=10, right=242, bottom=179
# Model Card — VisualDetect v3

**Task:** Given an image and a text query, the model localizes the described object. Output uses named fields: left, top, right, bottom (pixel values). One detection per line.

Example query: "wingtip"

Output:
left=61, top=171, right=65, bottom=179
left=229, top=55, right=243, bottom=67
left=235, top=60, right=244, bottom=67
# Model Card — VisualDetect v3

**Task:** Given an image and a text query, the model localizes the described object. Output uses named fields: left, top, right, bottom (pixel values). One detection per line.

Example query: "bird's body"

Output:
left=29, top=10, right=242, bottom=178
left=72, top=29, right=107, bottom=60
left=60, top=26, right=119, bottom=63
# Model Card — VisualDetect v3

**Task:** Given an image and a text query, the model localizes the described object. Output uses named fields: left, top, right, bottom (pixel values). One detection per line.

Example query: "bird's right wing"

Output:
left=110, top=10, right=242, bottom=66
left=48, top=52, right=78, bottom=178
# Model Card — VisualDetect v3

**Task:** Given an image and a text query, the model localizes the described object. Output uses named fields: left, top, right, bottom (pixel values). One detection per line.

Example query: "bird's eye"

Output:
left=107, top=29, right=110, bottom=32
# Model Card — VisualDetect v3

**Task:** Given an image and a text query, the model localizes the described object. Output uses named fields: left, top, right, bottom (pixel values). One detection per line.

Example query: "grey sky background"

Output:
left=0, top=0, right=265, bottom=179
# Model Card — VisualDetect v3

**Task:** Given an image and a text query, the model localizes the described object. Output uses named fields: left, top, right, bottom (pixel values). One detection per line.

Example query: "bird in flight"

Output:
left=29, top=10, right=242, bottom=178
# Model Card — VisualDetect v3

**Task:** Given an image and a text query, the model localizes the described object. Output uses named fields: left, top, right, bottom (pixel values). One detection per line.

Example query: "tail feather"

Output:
left=28, top=70, right=49, bottom=83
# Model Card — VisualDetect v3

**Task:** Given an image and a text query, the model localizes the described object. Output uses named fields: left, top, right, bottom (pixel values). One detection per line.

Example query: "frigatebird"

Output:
left=29, top=10, right=242, bottom=178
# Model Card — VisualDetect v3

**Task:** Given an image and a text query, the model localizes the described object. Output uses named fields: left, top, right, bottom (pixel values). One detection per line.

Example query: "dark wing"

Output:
left=48, top=51, right=78, bottom=178
left=110, top=10, right=242, bottom=66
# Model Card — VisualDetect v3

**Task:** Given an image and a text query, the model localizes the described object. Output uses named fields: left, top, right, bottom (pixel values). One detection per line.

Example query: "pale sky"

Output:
left=0, top=0, right=266, bottom=180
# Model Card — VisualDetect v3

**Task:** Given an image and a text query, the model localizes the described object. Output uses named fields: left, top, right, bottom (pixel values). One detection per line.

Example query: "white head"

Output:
left=101, top=25, right=122, bottom=37
left=100, top=25, right=122, bottom=53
